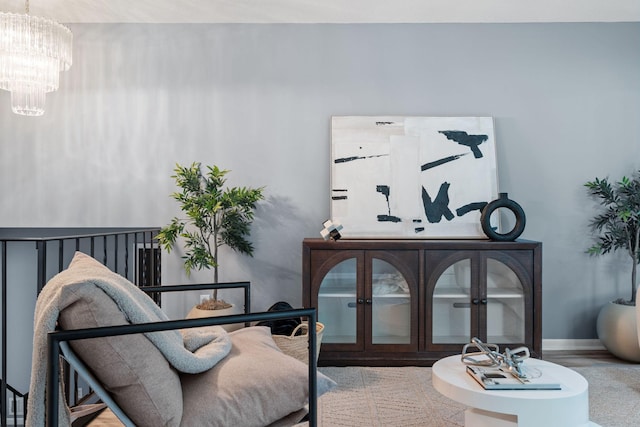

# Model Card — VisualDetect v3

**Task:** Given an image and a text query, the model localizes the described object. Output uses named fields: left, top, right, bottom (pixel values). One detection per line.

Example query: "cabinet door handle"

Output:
left=357, top=298, right=365, bottom=304
left=480, top=298, right=488, bottom=305
left=472, top=298, right=479, bottom=305
left=365, top=298, right=373, bottom=305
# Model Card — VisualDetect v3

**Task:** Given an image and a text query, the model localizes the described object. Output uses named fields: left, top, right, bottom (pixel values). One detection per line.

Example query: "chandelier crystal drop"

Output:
left=0, top=2, right=72, bottom=116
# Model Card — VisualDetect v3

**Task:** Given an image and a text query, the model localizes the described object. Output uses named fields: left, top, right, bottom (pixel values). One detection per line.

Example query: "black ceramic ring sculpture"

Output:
left=480, top=193, right=526, bottom=241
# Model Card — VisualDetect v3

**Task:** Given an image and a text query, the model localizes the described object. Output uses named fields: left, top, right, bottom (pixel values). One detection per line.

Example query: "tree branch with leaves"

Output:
left=157, top=162, right=265, bottom=308
left=585, top=171, right=640, bottom=304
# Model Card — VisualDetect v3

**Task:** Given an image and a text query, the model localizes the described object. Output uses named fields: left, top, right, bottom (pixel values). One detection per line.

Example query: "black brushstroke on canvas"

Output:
left=421, top=153, right=469, bottom=171
left=376, top=185, right=401, bottom=222
left=456, top=202, right=488, bottom=217
left=331, top=189, right=348, bottom=200
left=439, top=131, right=488, bottom=159
left=422, top=183, right=455, bottom=223
left=375, top=121, right=395, bottom=126
left=376, top=185, right=391, bottom=215
left=378, top=215, right=402, bottom=223
left=412, top=219, right=422, bottom=223
left=334, top=154, right=389, bottom=163
left=414, top=227, right=425, bottom=233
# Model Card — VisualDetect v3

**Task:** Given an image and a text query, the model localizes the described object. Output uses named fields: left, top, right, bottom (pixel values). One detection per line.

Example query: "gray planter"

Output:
left=596, top=301, right=640, bottom=362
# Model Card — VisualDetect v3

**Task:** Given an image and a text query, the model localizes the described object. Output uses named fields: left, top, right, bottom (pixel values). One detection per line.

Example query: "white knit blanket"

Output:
left=27, top=252, right=232, bottom=426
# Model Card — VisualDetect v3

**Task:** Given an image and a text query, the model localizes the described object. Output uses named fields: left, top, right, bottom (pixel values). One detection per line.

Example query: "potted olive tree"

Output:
left=157, top=162, right=264, bottom=317
left=585, top=170, right=640, bottom=361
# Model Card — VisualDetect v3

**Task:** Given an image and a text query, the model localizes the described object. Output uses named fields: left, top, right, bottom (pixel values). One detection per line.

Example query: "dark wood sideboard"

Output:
left=302, top=238, right=542, bottom=366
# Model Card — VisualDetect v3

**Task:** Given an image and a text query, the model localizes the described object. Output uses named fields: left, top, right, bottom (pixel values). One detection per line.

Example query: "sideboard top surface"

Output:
left=303, top=238, right=541, bottom=250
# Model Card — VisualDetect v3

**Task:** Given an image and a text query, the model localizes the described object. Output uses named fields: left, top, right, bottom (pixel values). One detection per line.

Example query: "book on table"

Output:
left=466, top=365, right=562, bottom=390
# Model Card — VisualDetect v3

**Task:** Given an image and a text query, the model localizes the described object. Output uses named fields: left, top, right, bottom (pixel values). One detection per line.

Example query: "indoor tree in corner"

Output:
left=157, top=162, right=264, bottom=310
left=586, top=170, right=640, bottom=361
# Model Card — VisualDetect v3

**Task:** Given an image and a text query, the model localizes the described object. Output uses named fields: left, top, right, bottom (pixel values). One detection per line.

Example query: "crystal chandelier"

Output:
left=0, top=0, right=72, bottom=116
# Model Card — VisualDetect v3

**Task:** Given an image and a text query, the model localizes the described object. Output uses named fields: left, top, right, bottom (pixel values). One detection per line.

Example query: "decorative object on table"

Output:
left=157, top=162, right=265, bottom=313
left=480, top=192, right=526, bottom=241
left=320, top=219, right=343, bottom=241
left=0, top=0, right=73, bottom=116
left=585, top=170, right=640, bottom=362
left=331, top=116, right=497, bottom=238
left=465, top=365, right=560, bottom=390
left=461, top=338, right=561, bottom=390
left=461, top=337, right=530, bottom=378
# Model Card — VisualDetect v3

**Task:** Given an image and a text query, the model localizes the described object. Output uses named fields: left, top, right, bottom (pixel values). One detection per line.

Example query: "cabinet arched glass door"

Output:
left=371, top=258, right=411, bottom=344
left=431, top=257, right=473, bottom=344
left=485, top=257, right=525, bottom=344
left=317, top=257, right=359, bottom=345
left=429, top=251, right=527, bottom=348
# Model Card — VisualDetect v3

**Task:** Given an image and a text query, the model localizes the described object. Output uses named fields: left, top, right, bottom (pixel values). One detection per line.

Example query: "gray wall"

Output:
left=1, top=23, right=639, bottom=340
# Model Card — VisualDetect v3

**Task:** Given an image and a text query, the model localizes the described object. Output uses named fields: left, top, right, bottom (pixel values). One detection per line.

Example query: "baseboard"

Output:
left=542, top=339, right=606, bottom=351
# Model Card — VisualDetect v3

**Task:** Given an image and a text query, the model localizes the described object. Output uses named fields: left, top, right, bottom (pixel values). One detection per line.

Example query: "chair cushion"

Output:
left=58, top=278, right=183, bottom=427
left=180, top=326, right=336, bottom=427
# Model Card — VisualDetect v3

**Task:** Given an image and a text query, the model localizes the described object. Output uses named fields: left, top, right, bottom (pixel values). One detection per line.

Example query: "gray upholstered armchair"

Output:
left=28, top=252, right=334, bottom=427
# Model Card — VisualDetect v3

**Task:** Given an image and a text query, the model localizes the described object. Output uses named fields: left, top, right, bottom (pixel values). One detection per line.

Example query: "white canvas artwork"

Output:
left=331, top=116, right=498, bottom=238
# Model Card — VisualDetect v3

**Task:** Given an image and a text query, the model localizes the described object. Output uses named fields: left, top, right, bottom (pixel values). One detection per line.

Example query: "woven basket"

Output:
left=272, top=322, right=324, bottom=364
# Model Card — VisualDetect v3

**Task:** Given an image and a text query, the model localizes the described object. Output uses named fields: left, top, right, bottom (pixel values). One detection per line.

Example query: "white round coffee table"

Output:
left=432, top=355, right=600, bottom=427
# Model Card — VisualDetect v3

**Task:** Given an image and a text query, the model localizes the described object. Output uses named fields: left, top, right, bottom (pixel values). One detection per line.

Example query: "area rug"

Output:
left=317, top=365, right=640, bottom=427
left=84, top=364, right=640, bottom=426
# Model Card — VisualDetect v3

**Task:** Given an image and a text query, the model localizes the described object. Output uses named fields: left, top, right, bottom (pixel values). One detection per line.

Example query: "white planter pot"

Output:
left=186, top=304, right=243, bottom=332
left=596, top=301, right=640, bottom=362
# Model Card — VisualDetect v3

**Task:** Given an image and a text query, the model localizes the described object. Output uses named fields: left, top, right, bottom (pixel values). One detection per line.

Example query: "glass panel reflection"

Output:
left=318, top=258, right=357, bottom=343
left=486, top=258, right=525, bottom=343
left=371, top=259, right=411, bottom=344
left=432, top=259, right=471, bottom=344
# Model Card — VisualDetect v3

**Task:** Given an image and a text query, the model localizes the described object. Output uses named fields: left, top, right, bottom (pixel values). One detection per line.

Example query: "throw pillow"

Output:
left=179, top=326, right=336, bottom=427
left=58, top=273, right=183, bottom=427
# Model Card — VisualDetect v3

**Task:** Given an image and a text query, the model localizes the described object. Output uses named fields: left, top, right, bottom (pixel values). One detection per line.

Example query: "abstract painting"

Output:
left=331, top=116, right=497, bottom=238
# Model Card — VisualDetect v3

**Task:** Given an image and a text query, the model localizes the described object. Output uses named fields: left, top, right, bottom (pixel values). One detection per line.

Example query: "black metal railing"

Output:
left=0, top=228, right=160, bottom=427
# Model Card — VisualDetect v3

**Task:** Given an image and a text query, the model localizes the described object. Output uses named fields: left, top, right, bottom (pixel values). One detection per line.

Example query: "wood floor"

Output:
left=543, top=350, right=633, bottom=367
